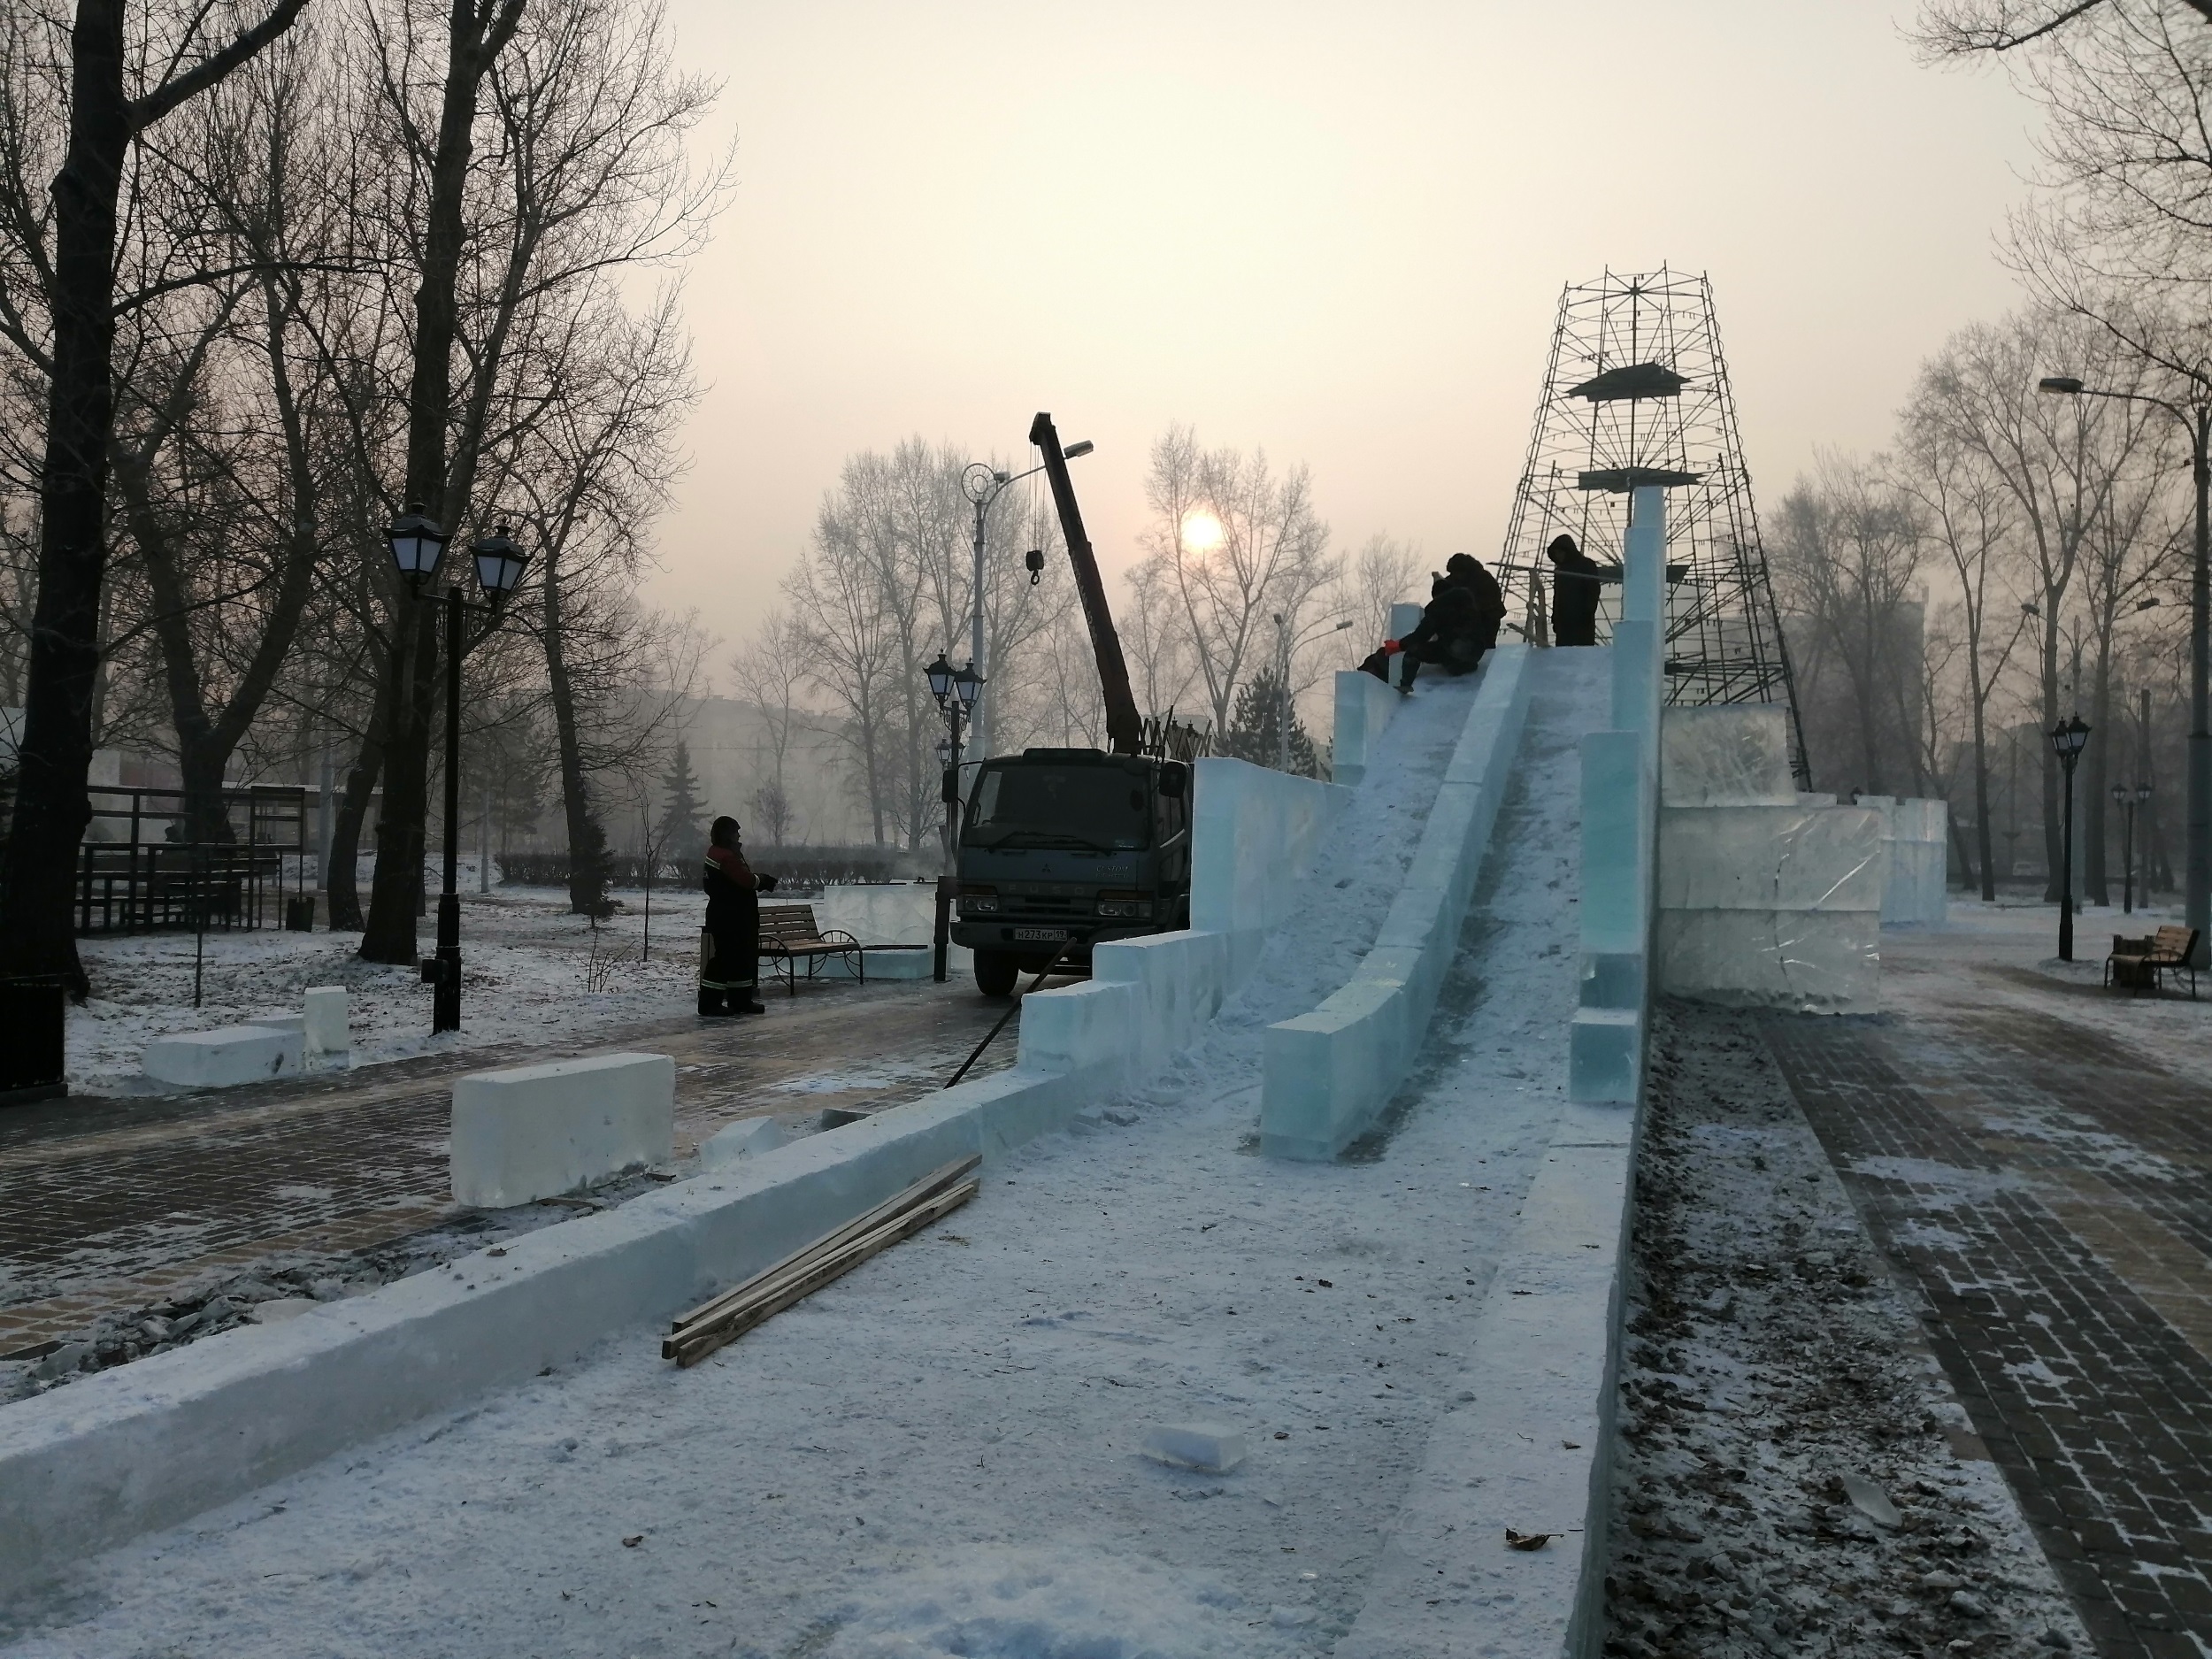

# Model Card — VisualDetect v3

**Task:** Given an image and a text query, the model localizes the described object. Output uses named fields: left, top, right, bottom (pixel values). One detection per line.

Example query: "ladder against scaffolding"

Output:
left=1496, top=266, right=1808, bottom=782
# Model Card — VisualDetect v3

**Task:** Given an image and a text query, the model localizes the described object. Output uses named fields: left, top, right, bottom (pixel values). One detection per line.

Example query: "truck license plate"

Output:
left=1012, top=927, right=1069, bottom=941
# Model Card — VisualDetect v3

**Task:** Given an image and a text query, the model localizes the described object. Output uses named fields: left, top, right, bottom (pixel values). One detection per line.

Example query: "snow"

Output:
left=0, top=665, right=1603, bottom=1655
left=65, top=882, right=949, bottom=1093
left=1606, top=1001, right=2091, bottom=1659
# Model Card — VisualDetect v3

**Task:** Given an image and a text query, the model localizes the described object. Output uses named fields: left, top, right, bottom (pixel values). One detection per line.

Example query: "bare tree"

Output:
left=1900, top=349, right=2037, bottom=898
left=1771, top=453, right=1926, bottom=796
left=1349, top=533, right=1424, bottom=644
left=729, top=611, right=806, bottom=846
left=1138, top=425, right=1340, bottom=739
left=0, top=0, right=309, bottom=991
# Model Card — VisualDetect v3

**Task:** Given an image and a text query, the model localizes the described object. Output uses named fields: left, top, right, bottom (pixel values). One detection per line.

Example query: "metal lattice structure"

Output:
left=1495, top=266, right=1809, bottom=782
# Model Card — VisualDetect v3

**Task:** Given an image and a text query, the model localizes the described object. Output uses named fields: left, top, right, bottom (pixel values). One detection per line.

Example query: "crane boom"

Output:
left=1030, top=411, right=1143, bottom=756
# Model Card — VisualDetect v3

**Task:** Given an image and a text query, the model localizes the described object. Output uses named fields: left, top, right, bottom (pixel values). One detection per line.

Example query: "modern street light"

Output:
left=960, top=439, right=1091, bottom=762
left=924, top=649, right=986, bottom=984
left=2048, top=712, right=2091, bottom=961
left=1271, top=613, right=1356, bottom=772
left=385, top=509, right=530, bottom=1033
left=2041, top=373, right=2210, bottom=965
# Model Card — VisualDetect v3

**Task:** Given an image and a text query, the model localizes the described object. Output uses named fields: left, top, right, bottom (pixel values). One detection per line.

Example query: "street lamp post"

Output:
left=960, top=439, right=1091, bottom=764
left=2040, top=375, right=2210, bottom=965
left=2114, top=781, right=2135, bottom=915
left=925, top=650, right=984, bottom=985
left=385, top=507, right=529, bottom=1033
left=1270, top=613, right=1355, bottom=772
left=2048, top=713, right=2091, bottom=961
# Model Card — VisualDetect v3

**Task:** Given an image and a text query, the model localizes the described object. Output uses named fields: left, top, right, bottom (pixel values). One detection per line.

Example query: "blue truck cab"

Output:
left=950, top=748, right=1192, bottom=995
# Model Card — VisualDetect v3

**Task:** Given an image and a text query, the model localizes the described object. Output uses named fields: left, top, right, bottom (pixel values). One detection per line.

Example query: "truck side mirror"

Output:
left=941, top=765, right=959, bottom=805
left=1158, top=763, right=1187, bottom=800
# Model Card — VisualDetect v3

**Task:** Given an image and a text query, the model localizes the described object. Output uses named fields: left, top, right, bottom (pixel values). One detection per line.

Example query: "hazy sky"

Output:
left=643, top=2, right=2045, bottom=685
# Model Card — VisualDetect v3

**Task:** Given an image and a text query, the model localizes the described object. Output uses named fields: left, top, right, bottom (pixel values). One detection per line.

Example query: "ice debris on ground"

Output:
left=813, top=1548, right=1260, bottom=1659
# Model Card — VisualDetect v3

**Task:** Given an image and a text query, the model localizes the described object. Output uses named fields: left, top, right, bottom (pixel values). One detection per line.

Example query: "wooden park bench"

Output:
left=757, top=904, right=864, bottom=995
left=2104, top=925, right=2200, bottom=999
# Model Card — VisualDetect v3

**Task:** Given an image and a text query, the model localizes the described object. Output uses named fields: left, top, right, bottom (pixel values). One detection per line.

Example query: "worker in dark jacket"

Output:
left=1547, top=533, right=1607, bottom=648
left=1399, top=554, right=1507, bottom=688
left=699, top=815, right=774, bottom=1017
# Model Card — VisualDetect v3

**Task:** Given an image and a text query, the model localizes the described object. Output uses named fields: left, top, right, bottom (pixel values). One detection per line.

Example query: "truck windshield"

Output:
left=964, top=764, right=1150, bottom=851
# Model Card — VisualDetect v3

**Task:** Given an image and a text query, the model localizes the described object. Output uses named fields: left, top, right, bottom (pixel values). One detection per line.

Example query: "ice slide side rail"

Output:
left=0, top=749, right=1360, bottom=1603
left=1258, top=642, right=1535, bottom=1160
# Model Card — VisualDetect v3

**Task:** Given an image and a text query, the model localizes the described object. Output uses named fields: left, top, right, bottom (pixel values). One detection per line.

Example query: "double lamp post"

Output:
left=385, top=504, right=531, bottom=1033
left=924, top=649, right=983, bottom=983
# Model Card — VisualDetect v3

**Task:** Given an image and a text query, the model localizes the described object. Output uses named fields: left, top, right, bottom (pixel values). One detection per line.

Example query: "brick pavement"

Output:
left=0, top=979, right=1016, bottom=1354
left=1762, top=939, right=2212, bottom=1659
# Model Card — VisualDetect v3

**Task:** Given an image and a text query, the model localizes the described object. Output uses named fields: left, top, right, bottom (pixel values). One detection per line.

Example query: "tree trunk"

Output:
left=2085, top=660, right=2113, bottom=906
left=0, top=1, right=131, bottom=995
left=541, top=560, right=606, bottom=916
left=358, top=0, right=526, bottom=965
left=1971, top=692, right=1996, bottom=902
left=2040, top=613, right=2062, bottom=902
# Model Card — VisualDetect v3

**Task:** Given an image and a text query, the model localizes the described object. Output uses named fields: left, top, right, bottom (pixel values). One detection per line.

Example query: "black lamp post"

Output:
left=2048, top=712, right=2091, bottom=961
left=386, top=508, right=529, bottom=1033
left=2134, top=779, right=2154, bottom=912
left=923, top=651, right=985, bottom=984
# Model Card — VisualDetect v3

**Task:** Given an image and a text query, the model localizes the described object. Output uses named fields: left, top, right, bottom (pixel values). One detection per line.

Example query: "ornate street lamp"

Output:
left=403, top=520, right=532, bottom=1033
left=922, top=653, right=986, bottom=982
left=2048, top=713, right=2091, bottom=961
left=386, top=504, right=449, bottom=588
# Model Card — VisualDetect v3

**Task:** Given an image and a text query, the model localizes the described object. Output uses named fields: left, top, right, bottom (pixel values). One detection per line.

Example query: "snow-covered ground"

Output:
left=66, top=880, right=949, bottom=1093
left=0, top=657, right=1609, bottom=1656
left=1606, top=1002, right=2088, bottom=1658
left=1880, top=896, right=2210, bottom=1079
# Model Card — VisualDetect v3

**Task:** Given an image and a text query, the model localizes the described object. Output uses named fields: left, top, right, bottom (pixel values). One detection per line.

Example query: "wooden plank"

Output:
left=667, top=1179, right=979, bottom=1366
left=667, top=1155, right=980, bottom=1334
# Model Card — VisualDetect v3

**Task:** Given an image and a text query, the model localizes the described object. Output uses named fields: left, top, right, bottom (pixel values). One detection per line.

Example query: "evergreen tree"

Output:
left=655, top=741, right=708, bottom=864
left=1220, top=669, right=1319, bottom=778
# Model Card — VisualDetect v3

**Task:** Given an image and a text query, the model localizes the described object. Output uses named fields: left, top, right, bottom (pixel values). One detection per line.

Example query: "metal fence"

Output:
left=75, top=786, right=311, bottom=936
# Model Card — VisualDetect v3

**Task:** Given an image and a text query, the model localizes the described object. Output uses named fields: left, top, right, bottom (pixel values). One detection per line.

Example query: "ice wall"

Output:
left=1332, top=669, right=1400, bottom=788
left=1187, top=757, right=1346, bottom=989
left=1654, top=705, right=1885, bottom=1011
left=1568, top=489, right=1665, bottom=1103
left=1855, top=794, right=1949, bottom=926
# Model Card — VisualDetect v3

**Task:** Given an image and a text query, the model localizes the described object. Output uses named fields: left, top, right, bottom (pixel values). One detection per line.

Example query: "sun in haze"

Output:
left=1181, top=511, right=1225, bottom=552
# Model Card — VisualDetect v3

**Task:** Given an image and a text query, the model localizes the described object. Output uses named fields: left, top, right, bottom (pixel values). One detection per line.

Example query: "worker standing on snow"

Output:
left=698, top=815, right=773, bottom=1017
left=1547, top=533, right=1608, bottom=648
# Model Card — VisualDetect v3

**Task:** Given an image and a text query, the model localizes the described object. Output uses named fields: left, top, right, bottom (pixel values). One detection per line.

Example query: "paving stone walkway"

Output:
left=0, top=977, right=1016, bottom=1355
left=1762, top=908, right=2212, bottom=1659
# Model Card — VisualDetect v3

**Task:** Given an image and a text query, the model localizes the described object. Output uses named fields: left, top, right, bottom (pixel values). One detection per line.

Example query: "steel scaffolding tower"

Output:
left=1496, top=266, right=1809, bottom=783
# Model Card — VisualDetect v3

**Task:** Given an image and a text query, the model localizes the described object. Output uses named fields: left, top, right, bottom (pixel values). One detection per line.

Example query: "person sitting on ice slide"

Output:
left=698, top=815, right=775, bottom=1017
left=1394, top=554, right=1505, bottom=690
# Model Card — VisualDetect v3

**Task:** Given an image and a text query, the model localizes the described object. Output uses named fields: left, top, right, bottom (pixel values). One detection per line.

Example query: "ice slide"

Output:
left=0, top=647, right=1626, bottom=1659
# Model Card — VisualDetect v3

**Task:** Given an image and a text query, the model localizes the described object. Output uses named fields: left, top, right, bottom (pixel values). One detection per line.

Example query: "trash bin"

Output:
left=0, top=976, right=68, bottom=1105
left=286, top=894, right=317, bottom=932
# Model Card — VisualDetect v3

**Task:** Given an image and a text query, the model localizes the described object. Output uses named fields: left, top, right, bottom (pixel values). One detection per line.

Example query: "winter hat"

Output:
left=1548, top=533, right=1580, bottom=561
left=710, top=816, right=740, bottom=847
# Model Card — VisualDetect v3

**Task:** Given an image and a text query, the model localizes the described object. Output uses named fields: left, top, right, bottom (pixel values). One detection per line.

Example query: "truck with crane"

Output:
left=950, top=412, right=1204, bottom=997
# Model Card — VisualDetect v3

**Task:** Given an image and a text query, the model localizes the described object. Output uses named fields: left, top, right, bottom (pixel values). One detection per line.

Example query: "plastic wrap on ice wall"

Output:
left=1659, top=705, right=1796, bottom=807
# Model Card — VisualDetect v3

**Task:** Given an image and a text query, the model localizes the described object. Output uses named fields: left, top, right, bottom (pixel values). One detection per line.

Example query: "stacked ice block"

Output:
left=1654, top=705, right=1884, bottom=1012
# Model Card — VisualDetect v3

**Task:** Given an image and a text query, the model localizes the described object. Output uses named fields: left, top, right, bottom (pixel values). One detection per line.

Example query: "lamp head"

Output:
left=925, top=651, right=955, bottom=704
left=2138, top=780, right=2154, bottom=802
left=2112, top=781, right=2128, bottom=805
left=2039, top=375, right=2085, bottom=396
left=1061, top=440, right=1094, bottom=460
left=2047, top=712, right=2091, bottom=762
left=952, top=661, right=985, bottom=710
left=470, top=524, right=530, bottom=602
left=386, top=504, right=449, bottom=588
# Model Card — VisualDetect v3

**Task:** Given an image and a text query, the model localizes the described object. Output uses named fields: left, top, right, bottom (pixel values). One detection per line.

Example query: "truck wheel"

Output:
left=973, top=949, right=1019, bottom=998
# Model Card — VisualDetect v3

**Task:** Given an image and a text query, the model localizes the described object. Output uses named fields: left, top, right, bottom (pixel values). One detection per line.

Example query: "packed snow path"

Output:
left=2, top=652, right=1610, bottom=1657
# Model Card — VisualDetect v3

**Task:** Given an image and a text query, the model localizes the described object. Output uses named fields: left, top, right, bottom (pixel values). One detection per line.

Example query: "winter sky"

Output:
left=644, top=1, right=2044, bottom=671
